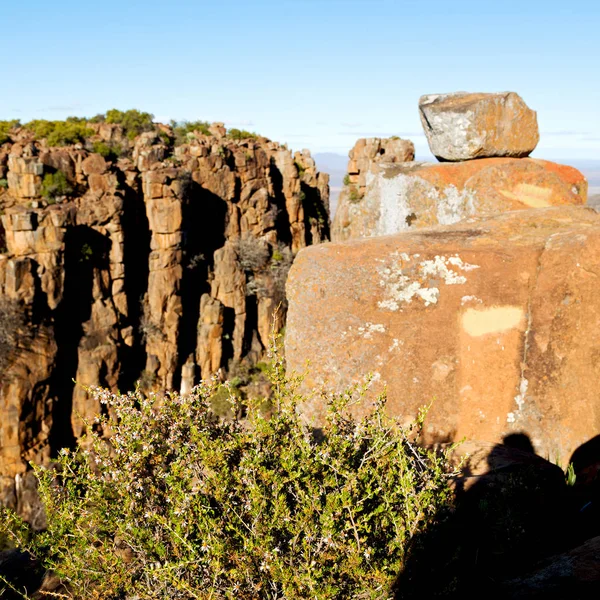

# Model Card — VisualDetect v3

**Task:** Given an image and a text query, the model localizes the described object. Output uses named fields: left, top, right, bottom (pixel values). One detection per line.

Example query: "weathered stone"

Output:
left=419, top=91, right=539, bottom=161
left=333, top=138, right=414, bottom=229
left=287, top=206, right=600, bottom=462
left=332, top=158, right=587, bottom=241
left=81, top=153, right=107, bottom=175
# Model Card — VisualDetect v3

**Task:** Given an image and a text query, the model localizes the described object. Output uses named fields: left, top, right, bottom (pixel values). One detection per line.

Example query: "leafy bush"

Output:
left=0, top=120, right=20, bottom=145
left=343, top=174, right=351, bottom=186
left=40, top=170, right=72, bottom=202
left=0, top=179, right=8, bottom=189
left=24, top=118, right=93, bottom=146
left=170, top=119, right=211, bottom=144
left=92, top=141, right=122, bottom=161
left=105, top=109, right=155, bottom=140
left=348, top=185, right=363, bottom=203
left=88, top=113, right=106, bottom=124
left=0, top=343, right=456, bottom=599
left=227, top=127, right=258, bottom=140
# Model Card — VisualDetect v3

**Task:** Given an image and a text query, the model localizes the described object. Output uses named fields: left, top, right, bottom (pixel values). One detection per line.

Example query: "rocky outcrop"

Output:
left=286, top=206, right=600, bottom=463
left=332, top=157, right=587, bottom=241
left=0, top=125, right=329, bottom=510
left=344, top=137, right=414, bottom=192
left=332, top=92, right=573, bottom=243
left=419, top=91, right=540, bottom=161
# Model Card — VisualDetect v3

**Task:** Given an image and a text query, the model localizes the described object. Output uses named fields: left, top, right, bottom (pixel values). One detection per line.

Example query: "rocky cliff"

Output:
left=0, top=117, right=329, bottom=511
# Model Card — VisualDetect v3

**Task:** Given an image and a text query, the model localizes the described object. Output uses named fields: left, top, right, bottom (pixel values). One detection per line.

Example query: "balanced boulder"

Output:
left=419, top=92, right=540, bottom=161
left=287, top=206, right=600, bottom=462
left=332, top=157, right=587, bottom=241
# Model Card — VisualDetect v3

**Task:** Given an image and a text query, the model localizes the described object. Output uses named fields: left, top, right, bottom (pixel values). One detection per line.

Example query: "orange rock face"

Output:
left=419, top=91, right=540, bottom=161
left=332, top=157, right=587, bottom=242
left=287, top=206, right=600, bottom=462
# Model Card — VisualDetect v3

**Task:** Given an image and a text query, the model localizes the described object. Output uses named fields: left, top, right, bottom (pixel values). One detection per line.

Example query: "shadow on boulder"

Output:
left=393, top=433, right=570, bottom=599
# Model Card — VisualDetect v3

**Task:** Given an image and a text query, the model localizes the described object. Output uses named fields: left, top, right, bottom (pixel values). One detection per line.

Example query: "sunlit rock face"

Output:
left=0, top=125, right=330, bottom=511
left=419, top=91, right=540, bottom=161
left=333, top=156, right=586, bottom=242
left=287, top=206, right=600, bottom=462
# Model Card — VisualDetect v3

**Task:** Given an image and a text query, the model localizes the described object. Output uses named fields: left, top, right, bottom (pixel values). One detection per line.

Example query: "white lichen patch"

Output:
left=514, top=377, right=528, bottom=411
left=388, top=338, right=403, bottom=352
left=378, top=252, right=479, bottom=311
left=373, top=167, right=479, bottom=235
left=461, top=295, right=483, bottom=305
left=431, top=184, right=478, bottom=225
left=357, top=322, right=386, bottom=339
left=507, top=378, right=529, bottom=423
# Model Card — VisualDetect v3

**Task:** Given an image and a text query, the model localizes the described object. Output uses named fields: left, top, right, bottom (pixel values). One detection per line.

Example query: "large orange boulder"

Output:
left=419, top=91, right=539, bottom=161
left=286, top=206, right=600, bottom=462
left=332, top=157, right=587, bottom=242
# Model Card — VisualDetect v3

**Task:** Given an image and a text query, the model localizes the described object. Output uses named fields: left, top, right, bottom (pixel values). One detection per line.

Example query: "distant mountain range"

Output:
left=313, top=153, right=600, bottom=217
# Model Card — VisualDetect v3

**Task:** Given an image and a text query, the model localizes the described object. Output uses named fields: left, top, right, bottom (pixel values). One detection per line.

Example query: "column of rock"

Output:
left=0, top=143, right=70, bottom=512
left=136, top=133, right=184, bottom=391
left=182, top=134, right=329, bottom=381
left=332, top=137, right=415, bottom=241
left=69, top=151, right=127, bottom=437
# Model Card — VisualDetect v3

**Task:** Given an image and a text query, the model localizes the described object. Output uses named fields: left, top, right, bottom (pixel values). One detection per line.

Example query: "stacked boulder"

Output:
left=332, top=92, right=587, bottom=241
left=288, top=92, right=598, bottom=464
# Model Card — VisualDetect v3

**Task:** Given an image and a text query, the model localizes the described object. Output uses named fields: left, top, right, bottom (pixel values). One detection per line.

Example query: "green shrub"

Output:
left=92, top=141, right=122, bottom=161
left=0, top=120, right=20, bottom=145
left=40, top=170, right=72, bottom=202
left=348, top=185, right=362, bottom=203
left=23, top=117, right=93, bottom=146
left=105, top=109, right=155, bottom=140
left=343, top=174, right=351, bottom=186
left=88, top=113, right=106, bottom=124
left=23, top=118, right=93, bottom=147
left=171, top=119, right=212, bottom=144
left=295, top=161, right=306, bottom=177
left=272, top=247, right=284, bottom=262
left=227, top=127, right=258, bottom=140
left=0, top=179, right=8, bottom=189
left=0, top=343, right=456, bottom=599
left=158, top=130, right=172, bottom=146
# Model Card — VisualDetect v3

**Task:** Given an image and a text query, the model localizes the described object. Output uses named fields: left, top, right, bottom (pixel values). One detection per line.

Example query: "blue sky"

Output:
left=1, top=0, right=599, bottom=159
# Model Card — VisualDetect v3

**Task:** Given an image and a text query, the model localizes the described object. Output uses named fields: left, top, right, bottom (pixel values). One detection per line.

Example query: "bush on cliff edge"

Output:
left=0, top=341, right=457, bottom=599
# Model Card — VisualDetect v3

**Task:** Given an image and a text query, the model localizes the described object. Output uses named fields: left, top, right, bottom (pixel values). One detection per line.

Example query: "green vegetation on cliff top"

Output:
left=0, top=111, right=261, bottom=148
left=0, top=120, right=20, bottom=145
